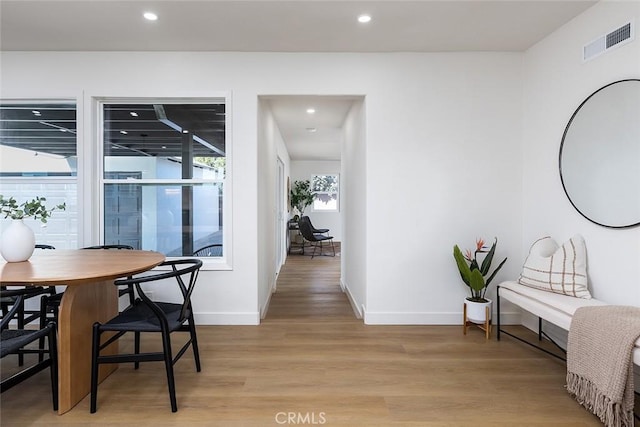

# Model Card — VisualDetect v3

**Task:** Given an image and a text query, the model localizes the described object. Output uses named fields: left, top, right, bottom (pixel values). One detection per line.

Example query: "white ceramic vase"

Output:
left=0, top=219, right=36, bottom=262
left=465, top=298, right=492, bottom=324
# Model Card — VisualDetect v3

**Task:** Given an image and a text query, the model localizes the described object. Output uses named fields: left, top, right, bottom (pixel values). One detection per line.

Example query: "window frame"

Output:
left=96, top=96, right=232, bottom=270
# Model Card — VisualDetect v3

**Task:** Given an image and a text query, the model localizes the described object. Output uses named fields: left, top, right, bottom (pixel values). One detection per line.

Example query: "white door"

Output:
left=276, top=157, right=285, bottom=271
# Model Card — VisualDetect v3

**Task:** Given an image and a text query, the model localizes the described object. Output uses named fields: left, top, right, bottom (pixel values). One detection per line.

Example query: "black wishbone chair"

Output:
left=1, top=287, right=58, bottom=411
left=192, top=243, right=223, bottom=257
left=1, top=244, right=57, bottom=365
left=90, top=259, right=203, bottom=413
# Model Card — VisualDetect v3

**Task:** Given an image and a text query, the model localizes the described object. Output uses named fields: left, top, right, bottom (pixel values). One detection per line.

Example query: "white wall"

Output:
left=290, top=160, right=342, bottom=241
left=1, top=50, right=523, bottom=325
left=363, top=54, right=524, bottom=324
left=341, top=100, right=367, bottom=317
left=257, top=98, right=291, bottom=318
left=522, top=0, right=640, bottom=316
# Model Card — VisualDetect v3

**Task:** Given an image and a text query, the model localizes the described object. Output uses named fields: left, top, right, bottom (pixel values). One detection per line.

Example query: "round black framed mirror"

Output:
left=559, top=79, right=640, bottom=228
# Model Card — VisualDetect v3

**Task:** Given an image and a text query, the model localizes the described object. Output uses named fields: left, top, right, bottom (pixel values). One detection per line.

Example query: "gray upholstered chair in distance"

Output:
left=298, top=216, right=335, bottom=259
left=306, top=217, right=329, bottom=235
left=90, top=259, right=203, bottom=413
left=193, top=243, right=223, bottom=257
left=1, top=287, right=58, bottom=411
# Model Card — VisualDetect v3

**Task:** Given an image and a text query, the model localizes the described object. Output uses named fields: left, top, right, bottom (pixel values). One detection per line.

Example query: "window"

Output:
left=100, top=100, right=227, bottom=258
left=311, top=174, right=339, bottom=212
left=0, top=101, right=78, bottom=249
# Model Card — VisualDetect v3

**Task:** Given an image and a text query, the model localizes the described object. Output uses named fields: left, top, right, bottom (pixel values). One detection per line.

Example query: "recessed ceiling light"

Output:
left=358, top=14, right=372, bottom=23
left=182, top=129, right=189, bottom=134
left=306, top=127, right=317, bottom=133
left=32, top=110, right=41, bottom=116
left=130, top=112, right=138, bottom=117
left=143, top=12, right=158, bottom=21
left=306, top=108, right=316, bottom=114
left=162, top=145, right=167, bottom=149
left=120, top=130, right=128, bottom=135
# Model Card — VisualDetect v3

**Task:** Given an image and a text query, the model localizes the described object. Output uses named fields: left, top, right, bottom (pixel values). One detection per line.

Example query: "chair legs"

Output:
left=309, top=239, right=335, bottom=259
left=90, top=324, right=201, bottom=413
left=134, top=331, right=141, bottom=370
left=90, top=323, right=101, bottom=414
left=160, top=330, right=178, bottom=413
left=48, top=323, right=59, bottom=412
left=187, top=317, right=201, bottom=372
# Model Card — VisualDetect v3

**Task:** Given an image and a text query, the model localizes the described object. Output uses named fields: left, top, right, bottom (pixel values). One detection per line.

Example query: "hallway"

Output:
left=266, top=243, right=354, bottom=321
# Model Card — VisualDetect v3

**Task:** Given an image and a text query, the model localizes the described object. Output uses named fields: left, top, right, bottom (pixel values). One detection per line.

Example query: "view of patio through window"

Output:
left=102, top=101, right=226, bottom=257
left=0, top=102, right=78, bottom=249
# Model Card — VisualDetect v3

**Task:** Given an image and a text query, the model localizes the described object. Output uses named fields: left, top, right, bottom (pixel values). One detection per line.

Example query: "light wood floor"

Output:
left=1, top=246, right=604, bottom=426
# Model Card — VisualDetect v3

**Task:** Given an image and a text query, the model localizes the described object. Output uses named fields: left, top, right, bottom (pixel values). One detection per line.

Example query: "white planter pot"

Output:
left=0, top=219, right=36, bottom=262
left=465, top=298, right=492, bottom=324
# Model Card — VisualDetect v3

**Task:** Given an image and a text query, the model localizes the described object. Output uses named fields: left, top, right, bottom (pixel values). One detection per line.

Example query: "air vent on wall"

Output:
left=583, top=21, right=634, bottom=62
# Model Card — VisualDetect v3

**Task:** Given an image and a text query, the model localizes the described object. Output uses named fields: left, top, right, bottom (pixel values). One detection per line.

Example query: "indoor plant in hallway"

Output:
left=453, top=237, right=507, bottom=323
left=289, top=179, right=315, bottom=220
left=0, top=195, right=65, bottom=262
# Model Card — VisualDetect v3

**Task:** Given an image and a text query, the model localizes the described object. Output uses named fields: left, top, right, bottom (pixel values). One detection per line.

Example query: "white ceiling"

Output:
left=264, top=96, right=361, bottom=161
left=0, top=0, right=598, bottom=161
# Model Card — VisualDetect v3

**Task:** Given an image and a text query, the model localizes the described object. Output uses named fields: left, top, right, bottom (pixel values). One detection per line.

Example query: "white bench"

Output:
left=496, top=280, right=640, bottom=366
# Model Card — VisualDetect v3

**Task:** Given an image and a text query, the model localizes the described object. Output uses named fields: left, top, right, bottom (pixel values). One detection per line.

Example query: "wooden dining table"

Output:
left=0, top=249, right=165, bottom=414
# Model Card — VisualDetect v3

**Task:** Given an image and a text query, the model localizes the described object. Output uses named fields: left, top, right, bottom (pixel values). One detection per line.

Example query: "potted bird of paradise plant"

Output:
left=453, top=237, right=507, bottom=324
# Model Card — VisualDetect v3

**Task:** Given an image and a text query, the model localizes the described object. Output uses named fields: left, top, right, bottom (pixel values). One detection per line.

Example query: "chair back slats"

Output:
left=1, top=288, right=47, bottom=330
left=1, top=293, right=25, bottom=331
left=35, top=244, right=55, bottom=250
left=192, top=244, right=222, bottom=257
left=82, top=244, right=134, bottom=250
left=115, top=259, right=203, bottom=324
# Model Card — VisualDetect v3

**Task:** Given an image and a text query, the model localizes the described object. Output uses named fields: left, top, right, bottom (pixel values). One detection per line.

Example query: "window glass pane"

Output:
left=103, top=104, right=225, bottom=179
left=0, top=102, right=78, bottom=249
left=104, top=182, right=223, bottom=256
left=313, top=193, right=338, bottom=211
left=102, top=101, right=226, bottom=258
left=311, top=174, right=339, bottom=212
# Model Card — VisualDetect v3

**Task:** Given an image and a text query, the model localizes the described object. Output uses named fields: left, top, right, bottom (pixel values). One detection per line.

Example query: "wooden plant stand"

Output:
left=463, top=302, right=491, bottom=339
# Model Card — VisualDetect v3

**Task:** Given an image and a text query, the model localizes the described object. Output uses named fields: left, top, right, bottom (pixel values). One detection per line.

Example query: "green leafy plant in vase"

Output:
left=289, top=180, right=315, bottom=221
left=0, top=195, right=66, bottom=262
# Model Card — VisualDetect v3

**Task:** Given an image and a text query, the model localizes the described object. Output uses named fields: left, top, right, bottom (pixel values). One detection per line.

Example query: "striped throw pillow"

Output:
left=518, top=235, right=591, bottom=299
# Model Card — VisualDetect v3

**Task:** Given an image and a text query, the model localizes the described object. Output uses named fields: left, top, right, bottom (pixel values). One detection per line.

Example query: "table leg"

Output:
left=57, top=280, right=118, bottom=414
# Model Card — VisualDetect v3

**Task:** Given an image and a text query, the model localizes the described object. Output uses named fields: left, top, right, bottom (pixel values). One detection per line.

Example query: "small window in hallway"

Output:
left=311, top=174, right=339, bottom=212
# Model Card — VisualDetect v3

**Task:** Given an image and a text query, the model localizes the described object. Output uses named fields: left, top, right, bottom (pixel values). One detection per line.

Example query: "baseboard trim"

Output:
left=341, top=278, right=363, bottom=319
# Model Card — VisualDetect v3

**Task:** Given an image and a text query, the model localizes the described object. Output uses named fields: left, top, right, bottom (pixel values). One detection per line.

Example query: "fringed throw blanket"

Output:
left=566, top=305, right=640, bottom=427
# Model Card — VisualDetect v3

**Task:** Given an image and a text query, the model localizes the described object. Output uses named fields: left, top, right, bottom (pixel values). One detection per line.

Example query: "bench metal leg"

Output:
left=495, top=285, right=565, bottom=361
